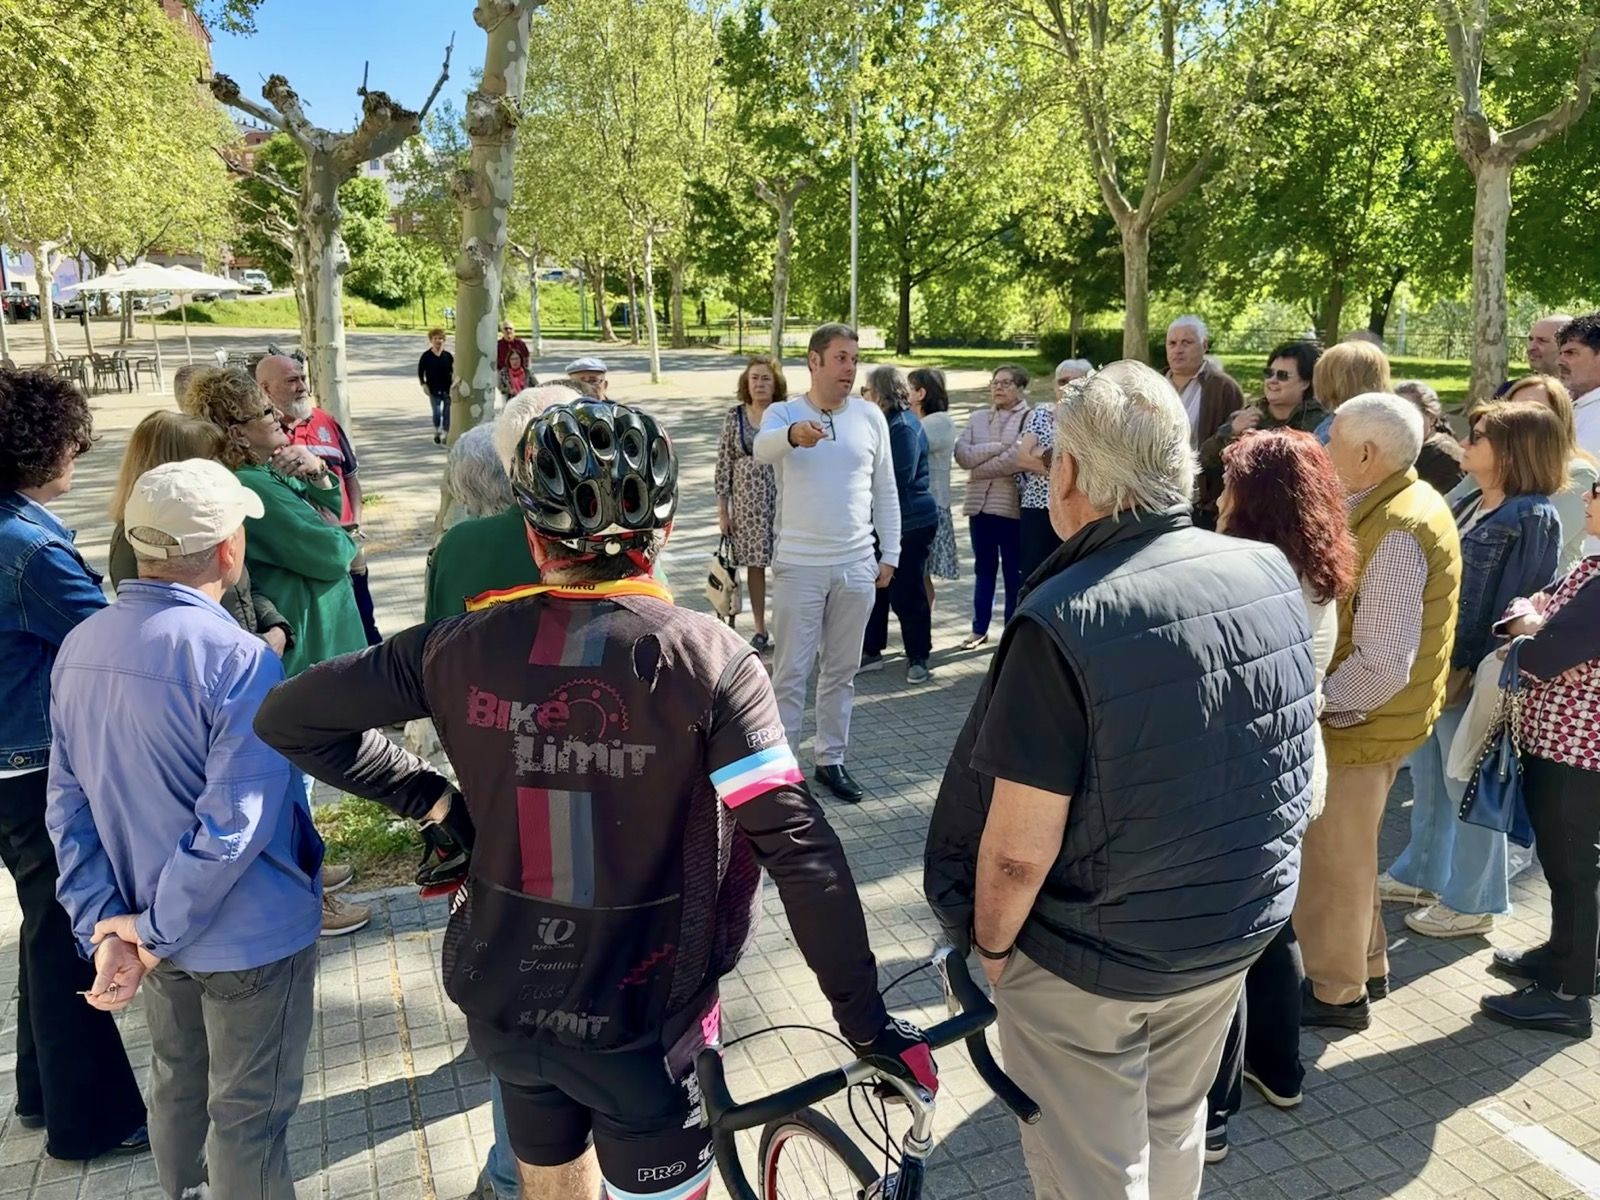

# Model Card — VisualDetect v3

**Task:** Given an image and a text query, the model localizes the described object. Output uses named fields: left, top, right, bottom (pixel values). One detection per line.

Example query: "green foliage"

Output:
left=231, top=135, right=301, bottom=286
left=341, top=177, right=429, bottom=307
left=0, top=0, right=234, bottom=263
left=312, top=797, right=418, bottom=888
left=393, top=101, right=470, bottom=271
left=232, top=142, right=430, bottom=306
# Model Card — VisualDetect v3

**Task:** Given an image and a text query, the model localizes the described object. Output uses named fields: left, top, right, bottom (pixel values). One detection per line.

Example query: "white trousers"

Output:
left=770, top=556, right=878, bottom=766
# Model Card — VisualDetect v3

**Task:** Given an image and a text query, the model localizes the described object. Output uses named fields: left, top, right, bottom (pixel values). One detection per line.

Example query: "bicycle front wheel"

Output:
left=759, top=1107, right=880, bottom=1200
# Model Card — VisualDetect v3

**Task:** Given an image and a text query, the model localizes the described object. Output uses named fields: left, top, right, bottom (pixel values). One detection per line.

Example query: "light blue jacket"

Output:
left=46, top=581, right=323, bottom=972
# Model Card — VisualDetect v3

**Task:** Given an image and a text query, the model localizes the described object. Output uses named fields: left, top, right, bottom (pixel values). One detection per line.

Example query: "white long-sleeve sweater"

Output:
left=753, top=395, right=903, bottom=567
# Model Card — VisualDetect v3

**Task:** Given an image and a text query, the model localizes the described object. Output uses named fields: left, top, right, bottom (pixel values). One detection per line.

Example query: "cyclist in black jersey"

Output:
left=256, top=399, right=936, bottom=1200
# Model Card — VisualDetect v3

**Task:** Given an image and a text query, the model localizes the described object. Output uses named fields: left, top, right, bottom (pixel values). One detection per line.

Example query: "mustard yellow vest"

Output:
left=1323, top=469, right=1462, bottom=766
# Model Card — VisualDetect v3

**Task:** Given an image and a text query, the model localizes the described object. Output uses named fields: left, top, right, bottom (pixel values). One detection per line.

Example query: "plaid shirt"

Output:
left=1324, top=485, right=1427, bottom=727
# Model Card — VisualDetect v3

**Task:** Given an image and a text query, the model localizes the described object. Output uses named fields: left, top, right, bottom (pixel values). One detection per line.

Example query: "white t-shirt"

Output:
left=1575, top=386, right=1600, bottom=555
left=753, top=395, right=903, bottom=568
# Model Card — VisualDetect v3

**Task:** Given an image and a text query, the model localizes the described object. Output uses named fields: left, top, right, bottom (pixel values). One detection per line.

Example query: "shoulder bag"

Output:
left=1457, top=636, right=1534, bottom=848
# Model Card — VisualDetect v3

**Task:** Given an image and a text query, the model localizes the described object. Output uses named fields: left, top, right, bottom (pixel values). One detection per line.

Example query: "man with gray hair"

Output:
left=1295, top=393, right=1461, bottom=1031
left=259, top=353, right=382, bottom=646
left=926, top=361, right=1317, bottom=1199
left=47, top=459, right=323, bottom=1199
left=1527, top=312, right=1574, bottom=377
left=1164, top=315, right=1243, bottom=463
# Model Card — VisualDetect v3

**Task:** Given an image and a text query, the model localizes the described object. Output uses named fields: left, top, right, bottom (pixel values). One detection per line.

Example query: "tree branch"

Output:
left=209, top=73, right=288, bottom=134
left=1137, top=0, right=1178, bottom=224
left=418, top=33, right=457, bottom=122
left=1501, top=20, right=1600, bottom=157
left=260, top=74, right=316, bottom=142
left=214, top=147, right=298, bottom=199
left=1042, top=0, right=1132, bottom=223
left=1150, top=145, right=1216, bottom=221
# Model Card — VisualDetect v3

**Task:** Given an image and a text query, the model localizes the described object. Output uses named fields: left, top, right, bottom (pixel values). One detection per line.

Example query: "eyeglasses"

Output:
left=236, top=405, right=278, bottom=425
left=1263, top=368, right=1295, bottom=382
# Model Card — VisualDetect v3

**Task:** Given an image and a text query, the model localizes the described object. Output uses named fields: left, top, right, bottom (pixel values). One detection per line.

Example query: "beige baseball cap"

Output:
left=124, top=459, right=264, bottom=559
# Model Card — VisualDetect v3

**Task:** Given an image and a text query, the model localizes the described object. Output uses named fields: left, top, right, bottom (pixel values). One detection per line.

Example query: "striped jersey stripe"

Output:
left=710, top=745, right=804, bottom=808
left=516, top=787, right=595, bottom=903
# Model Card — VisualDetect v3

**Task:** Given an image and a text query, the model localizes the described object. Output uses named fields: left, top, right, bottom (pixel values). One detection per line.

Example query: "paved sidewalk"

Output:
left=1, top=328, right=1597, bottom=1199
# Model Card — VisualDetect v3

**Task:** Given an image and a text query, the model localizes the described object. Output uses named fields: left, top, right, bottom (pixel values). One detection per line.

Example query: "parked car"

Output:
left=240, top=269, right=272, bottom=294
left=2, top=290, right=39, bottom=321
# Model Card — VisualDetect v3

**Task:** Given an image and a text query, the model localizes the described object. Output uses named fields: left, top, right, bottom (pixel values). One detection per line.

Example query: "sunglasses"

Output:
left=1589, top=481, right=1600, bottom=500
left=1262, top=368, right=1296, bottom=382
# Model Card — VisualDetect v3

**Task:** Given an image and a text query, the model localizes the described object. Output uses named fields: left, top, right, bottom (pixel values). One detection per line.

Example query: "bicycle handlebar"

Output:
left=695, top=949, right=1040, bottom=1200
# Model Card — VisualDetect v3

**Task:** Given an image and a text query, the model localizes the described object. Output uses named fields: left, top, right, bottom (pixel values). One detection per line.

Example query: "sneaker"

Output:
left=750, top=631, right=771, bottom=654
left=1204, top=1123, right=1228, bottom=1164
left=1405, top=903, right=1494, bottom=939
left=434, top=432, right=443, bottom=445
left=320, top=894, right=371, bottom=937
left=1480, top=985, right=1593, bottom=1039
left=906, top=662, right=930, bottom=684
left=321, top=863, right=355, bottom=893
left=1377, top=872, right=1436, bottom=904
left=1242, top=1068, right=1302, bottom=1108
left=857, top=652, right=885, bottom=674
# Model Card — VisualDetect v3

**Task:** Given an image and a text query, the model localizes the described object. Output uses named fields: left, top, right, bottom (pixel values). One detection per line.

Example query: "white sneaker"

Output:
left=1404, top=903, right=1494, bottom=939
left=1377, top=872, right=1436, bottom=904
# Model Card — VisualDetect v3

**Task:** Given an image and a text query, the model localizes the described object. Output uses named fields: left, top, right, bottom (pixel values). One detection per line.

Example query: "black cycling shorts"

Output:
left=470, top=998, right=719, bottom=1198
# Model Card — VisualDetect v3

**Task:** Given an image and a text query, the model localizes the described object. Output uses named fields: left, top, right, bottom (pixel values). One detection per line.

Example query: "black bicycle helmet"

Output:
left=511, top=400, right=677, bottom=553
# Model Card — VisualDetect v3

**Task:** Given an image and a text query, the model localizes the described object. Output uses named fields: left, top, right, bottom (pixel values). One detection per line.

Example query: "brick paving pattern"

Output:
left=0, top=326, right=1595, bottom=1199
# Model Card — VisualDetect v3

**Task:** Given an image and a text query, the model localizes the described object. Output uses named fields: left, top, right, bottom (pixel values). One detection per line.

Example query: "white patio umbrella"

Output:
left=165, top=266, right=248, bottom=363
left=66, top=262, right=194, bottom=391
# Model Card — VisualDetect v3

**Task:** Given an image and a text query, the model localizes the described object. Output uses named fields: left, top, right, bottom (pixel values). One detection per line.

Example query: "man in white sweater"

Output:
left=755, top=324, right=902, bottom=802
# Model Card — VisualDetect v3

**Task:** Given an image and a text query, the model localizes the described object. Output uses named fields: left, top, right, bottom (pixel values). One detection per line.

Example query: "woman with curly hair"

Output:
left=190, top=367, right=365, bottom=678
left=1203, top=429, right=1358, bottom=1163
left=0, top=368, right=149, bottom=1160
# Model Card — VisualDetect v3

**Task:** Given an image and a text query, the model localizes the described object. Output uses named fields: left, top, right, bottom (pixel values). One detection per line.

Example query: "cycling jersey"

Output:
left=255, top=579, right=889, bottom=1051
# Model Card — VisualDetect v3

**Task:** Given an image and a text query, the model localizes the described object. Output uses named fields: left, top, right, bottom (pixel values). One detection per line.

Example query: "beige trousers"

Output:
left=994, top=952, right=1245, bottom=1200
left=1293, top=759, right=1401, bottom=1005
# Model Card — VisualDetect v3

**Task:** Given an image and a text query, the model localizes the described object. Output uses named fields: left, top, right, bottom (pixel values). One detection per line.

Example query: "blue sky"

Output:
left=210, top=1, right=473, bottom=133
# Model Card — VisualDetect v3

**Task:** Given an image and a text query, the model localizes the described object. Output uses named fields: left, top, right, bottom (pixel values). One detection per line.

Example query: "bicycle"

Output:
left=695, top=947, right=1041, bottom=1200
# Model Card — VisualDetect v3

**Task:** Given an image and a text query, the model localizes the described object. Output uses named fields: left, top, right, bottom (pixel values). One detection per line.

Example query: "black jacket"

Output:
left=925, top=508, right=1317, bottom=997
left=257, top=586, right=888, bottom=1050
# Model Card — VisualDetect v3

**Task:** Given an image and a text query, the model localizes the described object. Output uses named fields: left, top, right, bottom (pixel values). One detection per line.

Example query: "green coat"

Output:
left=235, top=463, right=365, bottom=676
left=425, top=508, right=539, bottom=621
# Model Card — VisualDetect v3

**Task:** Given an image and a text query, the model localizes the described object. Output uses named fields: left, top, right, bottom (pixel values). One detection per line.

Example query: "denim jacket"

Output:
left=0, top=492, right=108, bottom=769
left=1451, top=491, right=1561, bottom=670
